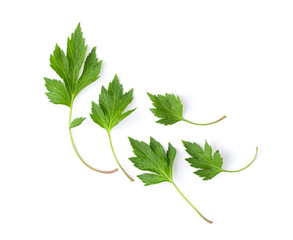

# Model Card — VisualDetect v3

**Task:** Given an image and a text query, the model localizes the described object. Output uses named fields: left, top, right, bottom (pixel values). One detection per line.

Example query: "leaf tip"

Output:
left=128, top=137, right=135, bottom=144
left=75, top=22, right=82, bottom=32
left=114, top=74, right=119, bottom=80
left=182, top=140, right=189, bottom=147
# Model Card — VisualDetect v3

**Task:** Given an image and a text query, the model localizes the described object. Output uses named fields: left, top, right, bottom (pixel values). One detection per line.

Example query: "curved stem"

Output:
left=171, top=181, right=212, bottom=224
left=69, top=106, right=118, bottom=174
left=182, top=115, right=226, bottom=126
left=107, top=130, right=134, bottom=182
left=223, top=147, right=258, bottom=173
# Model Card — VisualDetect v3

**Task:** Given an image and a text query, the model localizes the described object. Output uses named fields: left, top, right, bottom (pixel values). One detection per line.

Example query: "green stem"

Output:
left=182, top=115, right=226, bottom=126
left=107, top=130, right=134, bottom=182
left=69, top=106, right=118, bottom=174
left=223, top=147, right=258, bottom=173
left=171, top=181, right=212, bottom=224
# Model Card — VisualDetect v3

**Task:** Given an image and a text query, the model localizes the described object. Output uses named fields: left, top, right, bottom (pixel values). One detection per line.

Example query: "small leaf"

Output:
left=44, top=78, right=71, bottom=107
left=90, top=101, right=107, bottom=129
left=90, top=75, right=135, bottom=131
left=69, top=117, right=86, bottom=129
left=182, top=140, right=223, bottom=180
left=138, top=173, right=168, bottom=186
left=147, top=93, right=183, bottom=125
left=148, top=92, right=226, bottom=126
left=182, top=140, right=257, bottom=180
left=128, top=137, right=174, bottom=185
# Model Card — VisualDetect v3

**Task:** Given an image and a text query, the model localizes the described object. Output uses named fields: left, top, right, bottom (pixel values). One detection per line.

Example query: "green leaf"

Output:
left=183, top=140, right=258, bottom=181
left=129, top=137, right=213, bottom=223
left=69, top=117, right=86, bottom=129
left=45, top=23, right=102, bottom=107
left=49, top=44, right=70, bottom=90
left=182, top=140, right=224, bottom=180
left=75, top=48, right=102, bottom=96
left=147, top=92, right=227, bottom=126
left=44, top=24, right=119, bottom=174
left=90, top=75, right=136, bottom=131
left=66, top=23, right=87, bottom=88
left=147, top=93, right=183, bottom=125
left=138, top=173, right=168, bottom=186
left=166, top=142, right=176, bottom=178
left=90, top=101, right=107, bottom=129
left=90, top=75, right=136, bottom=181
left=44, top=78, right=71, bottom=107
left=128, top=137, right=175, bottom=185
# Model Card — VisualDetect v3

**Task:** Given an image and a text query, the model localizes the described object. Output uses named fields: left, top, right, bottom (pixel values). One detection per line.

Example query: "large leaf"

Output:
left=45, top=24, right=101, bottom=107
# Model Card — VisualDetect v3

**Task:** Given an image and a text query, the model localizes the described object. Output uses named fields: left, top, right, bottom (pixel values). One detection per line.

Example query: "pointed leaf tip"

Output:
left=70, top=117, right=86, bottom=129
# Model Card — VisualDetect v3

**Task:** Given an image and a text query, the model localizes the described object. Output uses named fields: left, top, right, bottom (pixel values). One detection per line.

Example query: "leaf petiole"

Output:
left=107, top=130, right=134, bottom=181
left=69, top=106, right=118, bottom=174
left=222, top=147, right=258, bottom=173
left=181, top=115, right=227, bottom=126
left=171, top=180, right=212, bottom=224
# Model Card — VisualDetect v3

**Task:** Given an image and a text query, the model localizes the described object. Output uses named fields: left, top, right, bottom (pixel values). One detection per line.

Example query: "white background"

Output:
left=1, top=0, right=292, bottom=239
